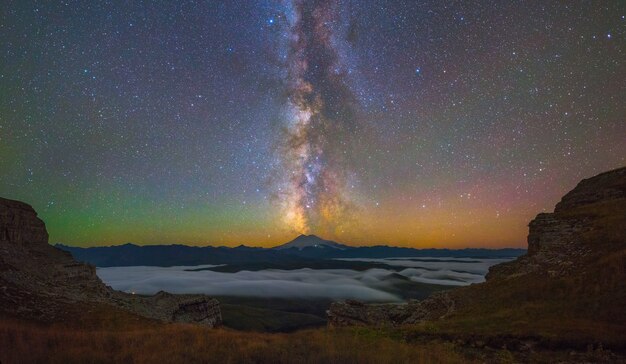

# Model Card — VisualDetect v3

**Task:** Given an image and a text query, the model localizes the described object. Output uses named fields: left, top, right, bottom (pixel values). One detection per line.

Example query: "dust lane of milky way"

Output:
left=274, top=0, right=357, bottom=236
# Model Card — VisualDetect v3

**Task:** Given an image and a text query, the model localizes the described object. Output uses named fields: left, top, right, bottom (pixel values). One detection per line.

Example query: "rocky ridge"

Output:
left=328, top=167, right=626, bottom=330
left=0, top=197, right=221, bottom=327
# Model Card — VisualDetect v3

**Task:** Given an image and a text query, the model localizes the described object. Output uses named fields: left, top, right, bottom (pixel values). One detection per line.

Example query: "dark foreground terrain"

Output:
left=1, top=167, right=625, bottom=363
left=326, top=167, right=626, bottom=361
left=0, top=311, right=621, bottom=364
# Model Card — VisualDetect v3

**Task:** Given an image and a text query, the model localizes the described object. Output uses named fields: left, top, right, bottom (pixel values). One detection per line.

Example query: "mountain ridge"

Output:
left=56, top=242, right=525, bottom=268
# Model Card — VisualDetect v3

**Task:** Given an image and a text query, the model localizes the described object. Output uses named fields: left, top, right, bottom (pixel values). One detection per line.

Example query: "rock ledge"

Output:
left=0, top=197, right=222, bottom=327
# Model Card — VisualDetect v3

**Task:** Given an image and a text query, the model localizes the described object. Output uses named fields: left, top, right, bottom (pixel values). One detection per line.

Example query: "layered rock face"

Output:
left=0, top=198, right=109, bottom=311
left=328, top=167, right=626, bottom=327
left=527, top=167, right=625, bottom=257
left=0, top=197, right=221, bottom=327
left=328, top=293, right=455, bottom=327
left=487, top=166, right=626, bottom=280
left=117, top=291, right=222, bottom=327
left=0, top=198, right=48, bottom=244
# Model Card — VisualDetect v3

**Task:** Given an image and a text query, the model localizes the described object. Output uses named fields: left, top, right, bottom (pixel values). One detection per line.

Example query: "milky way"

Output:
left=1, top=1, right=624, bottom=247
left=275, top=0, right=357, bottom=235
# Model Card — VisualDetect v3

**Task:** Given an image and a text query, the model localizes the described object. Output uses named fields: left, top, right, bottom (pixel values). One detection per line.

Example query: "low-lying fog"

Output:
left=97, top=257, right=513, bottom=301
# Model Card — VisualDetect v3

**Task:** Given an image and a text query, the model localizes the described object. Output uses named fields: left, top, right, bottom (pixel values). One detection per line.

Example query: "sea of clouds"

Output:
left=96, top=257, right=512, bottom=302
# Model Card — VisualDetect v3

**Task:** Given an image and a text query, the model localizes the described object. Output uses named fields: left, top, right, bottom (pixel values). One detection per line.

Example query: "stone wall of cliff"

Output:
left=328, top=167, right=626, bottom=329
left=0, top=197, right=222, bottom=327
left=0, top=198, right=48, bottom=244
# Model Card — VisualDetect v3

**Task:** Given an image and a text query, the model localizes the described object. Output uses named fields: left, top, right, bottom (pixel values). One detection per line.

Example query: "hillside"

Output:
left=329, top=167, right=626, bottom=350
left=0, top=197, right=221, bottom=326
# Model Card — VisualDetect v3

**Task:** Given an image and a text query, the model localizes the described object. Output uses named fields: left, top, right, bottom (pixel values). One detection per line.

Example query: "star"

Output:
left=0, top=0, right=622, bottom=248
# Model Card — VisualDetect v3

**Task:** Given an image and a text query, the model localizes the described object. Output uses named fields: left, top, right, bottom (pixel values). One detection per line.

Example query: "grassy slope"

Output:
left=221, top=303, right=326, bottom=332
left=401, top=199, right=626, bottom=350
left=2, top=313, right=620, bottom=364
left=0, top=317, right=473, bottom=364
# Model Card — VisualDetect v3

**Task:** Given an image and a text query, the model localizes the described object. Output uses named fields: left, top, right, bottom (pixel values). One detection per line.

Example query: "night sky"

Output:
left=1, top=1, right=624, bottom=248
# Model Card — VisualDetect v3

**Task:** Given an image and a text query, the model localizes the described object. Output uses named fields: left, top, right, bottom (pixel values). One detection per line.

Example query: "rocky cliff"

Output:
left=0, top=198, right=48, bottom=244
left=328, top=167, right=626, bottom=340
left=0, top=197, right=221, bottom=327
left=487, top=166, right=625, bottom=281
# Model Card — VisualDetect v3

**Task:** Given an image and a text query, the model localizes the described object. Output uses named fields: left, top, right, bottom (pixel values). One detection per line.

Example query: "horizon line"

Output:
left=53, top=241, right=528, bottom=251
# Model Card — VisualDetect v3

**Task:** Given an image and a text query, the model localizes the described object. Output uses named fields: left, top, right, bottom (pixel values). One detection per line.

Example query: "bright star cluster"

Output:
left=0, top=1, right=624, bottom=248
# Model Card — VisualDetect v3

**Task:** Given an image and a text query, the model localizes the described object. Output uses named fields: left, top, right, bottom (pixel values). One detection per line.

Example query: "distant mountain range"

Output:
left=56, top=234, right=525, bottom=268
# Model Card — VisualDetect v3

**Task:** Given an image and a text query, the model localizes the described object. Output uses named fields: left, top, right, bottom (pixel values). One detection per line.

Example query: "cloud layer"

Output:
left=97, top=257, right=511, bottom=301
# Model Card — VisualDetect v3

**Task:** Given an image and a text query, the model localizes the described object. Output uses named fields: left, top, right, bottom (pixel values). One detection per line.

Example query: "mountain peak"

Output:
left=273, top=234, right=349, bottom=250
left=294, top=234, right=321, bottom=240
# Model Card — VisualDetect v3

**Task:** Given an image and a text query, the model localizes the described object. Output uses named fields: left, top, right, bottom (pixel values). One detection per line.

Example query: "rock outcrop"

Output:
left=0, top=198, right=48, bottom=244
left=0, top=197, right=221, bottom=327
left=115, top=291, right=222, bottom=326
left=328, top=292, right=455, bottom=326
left=328, top=167, right=626, bottom=329
left=487, top=167, right=626, bottom=281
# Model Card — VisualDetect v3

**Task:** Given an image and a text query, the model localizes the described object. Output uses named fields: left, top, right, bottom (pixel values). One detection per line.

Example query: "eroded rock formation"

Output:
left=328, top=167, right=626, bottom=327
left=328, top=292, right=455, bottom=326
left=487, top=167, right=625, bottom=281
left=0, top=198, right=48, bottom=244
left=0, top=197, right=221, bottom=327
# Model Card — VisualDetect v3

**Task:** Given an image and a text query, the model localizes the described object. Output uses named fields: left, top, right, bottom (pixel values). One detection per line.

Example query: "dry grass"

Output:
left=406, top=199, right=626, bottom=351
left=402, top=249, right=626, bottom=351
left=0, top=318, right=473, bottom=364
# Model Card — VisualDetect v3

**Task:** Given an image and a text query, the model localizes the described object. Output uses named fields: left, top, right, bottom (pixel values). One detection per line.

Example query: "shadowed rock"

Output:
left=0, top=198, right=48, bottom=244
left=0, top=197, right=221, bottom=327
left=328, top=167, right=626, bottom=328
left=328, top=293, right=455, bottom=326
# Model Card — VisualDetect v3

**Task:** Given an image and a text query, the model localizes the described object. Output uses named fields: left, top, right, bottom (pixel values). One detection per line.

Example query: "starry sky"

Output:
left=1, top=1, right=624, bottom=248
